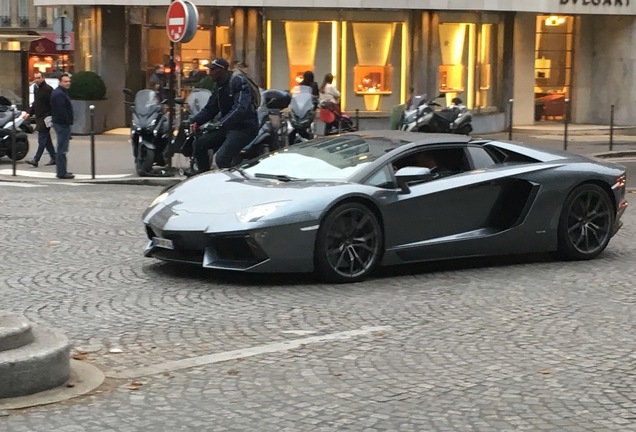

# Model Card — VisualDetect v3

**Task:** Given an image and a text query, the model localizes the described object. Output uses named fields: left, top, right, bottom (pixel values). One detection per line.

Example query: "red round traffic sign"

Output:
left=166, top=0, right=195, bottom=43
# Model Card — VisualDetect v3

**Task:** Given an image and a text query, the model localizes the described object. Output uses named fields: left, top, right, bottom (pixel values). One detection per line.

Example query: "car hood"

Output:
left=164, top=171, right=353, bottom=214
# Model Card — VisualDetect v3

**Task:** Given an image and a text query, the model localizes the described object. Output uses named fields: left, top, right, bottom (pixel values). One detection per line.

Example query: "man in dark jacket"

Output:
left=190, top=57, right=257, bottom=171
left=50, top=73, right=74, bottom=179
left=26, top=72, right=56, bottom=167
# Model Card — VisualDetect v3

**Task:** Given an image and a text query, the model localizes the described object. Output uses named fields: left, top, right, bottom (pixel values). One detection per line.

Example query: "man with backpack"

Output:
left=190, top=57, right=258, bottom=171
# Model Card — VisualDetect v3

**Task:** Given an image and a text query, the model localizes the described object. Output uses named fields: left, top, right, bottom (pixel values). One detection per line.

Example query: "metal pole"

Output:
left=89, top=105, right=96, bottom=179
left=355, top=108, right=359, bottom=131
left=11, top=107, right=16, bottom=177
left=609, top=104, right=615, bottom=152
left=563, top=98, right=570, bottom=151
left=167, top=40, right=175, bottom=168
left=508, top=98, right=514, bottom=140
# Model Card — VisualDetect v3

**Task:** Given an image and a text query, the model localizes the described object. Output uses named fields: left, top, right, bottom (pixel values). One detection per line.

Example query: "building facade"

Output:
left=0, top=0, right=72, bottom=108
left=33, top=0, right=636, bottom=131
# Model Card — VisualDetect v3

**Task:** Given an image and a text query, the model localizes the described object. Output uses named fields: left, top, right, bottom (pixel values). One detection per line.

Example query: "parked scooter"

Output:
left=320, top=101, right=357, bottom=135
left=287, top=85, right=316, bottom=145
left=0, top=98, right=32, bottom=161
left=241, top=89, right=291, bottom=159
left=400, top=94, right=473, bottom=135
left=123, top=88, right=170, bottom=175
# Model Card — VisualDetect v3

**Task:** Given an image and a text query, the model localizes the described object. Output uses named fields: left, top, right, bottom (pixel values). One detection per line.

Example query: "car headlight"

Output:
left=236, top=201, right=289, bottom=223
left=149, top=192, right=169, bottom=208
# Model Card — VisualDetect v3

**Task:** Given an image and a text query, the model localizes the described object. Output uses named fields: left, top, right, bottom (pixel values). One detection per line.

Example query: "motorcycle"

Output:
left=241, top=89, right=291, bottom=159
left=400, top=94, right=473, bottom=135
left=0, top=100, right=32, bottom=161
left=169, top=88, right=212, bottom=175
left=287, top=85, right=316, bottom=145
left=123, top=88, right=170, bottom=175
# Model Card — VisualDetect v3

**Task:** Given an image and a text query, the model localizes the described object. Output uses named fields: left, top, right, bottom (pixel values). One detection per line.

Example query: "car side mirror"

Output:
left=395, top=166, right=433, bottom=193
left=175, top=97, right=184, bottom=105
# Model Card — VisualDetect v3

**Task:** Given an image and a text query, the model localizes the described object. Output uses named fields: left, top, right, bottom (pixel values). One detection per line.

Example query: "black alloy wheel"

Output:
left=315, top=202, right=383, bottom=283
left=558, top=184, right=614, bottom=260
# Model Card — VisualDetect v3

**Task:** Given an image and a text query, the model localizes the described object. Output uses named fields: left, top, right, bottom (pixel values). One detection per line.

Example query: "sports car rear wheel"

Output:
left=315, top=202, right=383, bottom=283
left=557, top=184, right=614, bottom=260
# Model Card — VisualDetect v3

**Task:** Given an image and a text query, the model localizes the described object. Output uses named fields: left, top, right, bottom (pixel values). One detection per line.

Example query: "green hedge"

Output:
left=68, top=71, right=107, bottom=100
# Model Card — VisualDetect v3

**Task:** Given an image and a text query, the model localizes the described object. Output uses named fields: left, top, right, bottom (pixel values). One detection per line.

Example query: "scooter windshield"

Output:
left=134, top=90, right=161, bottom=116
left=186, top=89, right=211, bottom=117
left=290, top=92, right=314, bottom=118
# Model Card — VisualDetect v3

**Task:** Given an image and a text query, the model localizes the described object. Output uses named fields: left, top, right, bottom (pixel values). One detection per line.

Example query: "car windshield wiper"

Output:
left=230, top=167, right=250, bottom=179
left=253, top=173, right=305, bottom=182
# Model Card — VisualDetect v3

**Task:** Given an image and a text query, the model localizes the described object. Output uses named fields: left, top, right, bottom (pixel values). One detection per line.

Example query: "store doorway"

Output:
left=534, top=15, right=574, bottom=122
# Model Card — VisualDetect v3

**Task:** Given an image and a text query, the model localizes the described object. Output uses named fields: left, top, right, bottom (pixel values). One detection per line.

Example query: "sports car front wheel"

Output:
left=315, top=202, right=383, bottom=283
left=557, top=183, right=614, bottom=260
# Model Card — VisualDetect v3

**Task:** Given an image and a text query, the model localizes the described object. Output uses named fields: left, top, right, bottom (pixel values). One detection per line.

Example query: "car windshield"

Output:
left=240, top=136, right=401, bottom=180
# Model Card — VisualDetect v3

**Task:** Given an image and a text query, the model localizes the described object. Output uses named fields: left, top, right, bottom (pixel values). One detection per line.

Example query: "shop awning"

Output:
left=29, top=32, right=75, bottom=55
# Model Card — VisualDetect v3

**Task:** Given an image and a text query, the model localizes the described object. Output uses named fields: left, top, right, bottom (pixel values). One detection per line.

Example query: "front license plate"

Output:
left=151, top=237, right=174, bottom=250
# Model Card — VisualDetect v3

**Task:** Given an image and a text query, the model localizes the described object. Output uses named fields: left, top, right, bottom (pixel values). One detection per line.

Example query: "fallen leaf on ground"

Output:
left=373, top=331, right=386, bottom=338
left=538, top=369, right=551, bottom=375
left=72, top=353, right=89, bottom=360
left=227, top=369, right=239, bottom=376
left=126, top=380, right=144, bottom=390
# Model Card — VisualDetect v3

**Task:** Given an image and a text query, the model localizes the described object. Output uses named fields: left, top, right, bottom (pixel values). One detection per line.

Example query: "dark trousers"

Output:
left=194, top=126, right=257, bottom=171
left=33, top=127, right=56, bottom=162
left=52, top=123, right=71, bottom=177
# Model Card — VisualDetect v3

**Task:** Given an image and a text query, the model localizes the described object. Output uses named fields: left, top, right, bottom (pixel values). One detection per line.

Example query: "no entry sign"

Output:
left=166, top=0, right=198, bottom=44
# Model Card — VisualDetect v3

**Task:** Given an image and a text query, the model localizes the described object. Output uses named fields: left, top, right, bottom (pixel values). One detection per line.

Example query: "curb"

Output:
left=0, top=176, right=183, bottom=187
left=590, top=150, right=636, bottom=159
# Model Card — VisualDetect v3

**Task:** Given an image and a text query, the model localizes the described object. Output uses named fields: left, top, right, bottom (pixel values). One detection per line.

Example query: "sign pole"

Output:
left=166, top=0, right=198, bottom=168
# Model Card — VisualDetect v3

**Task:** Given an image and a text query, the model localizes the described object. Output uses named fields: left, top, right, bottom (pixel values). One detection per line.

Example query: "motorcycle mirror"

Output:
left=175, top=98, right=184, bottom=105
left=123, top=88, right=134, bottom=97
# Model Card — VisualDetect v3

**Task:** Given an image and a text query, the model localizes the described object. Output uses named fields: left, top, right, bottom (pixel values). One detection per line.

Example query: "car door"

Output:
left=379, top=145, right=535, bottom=262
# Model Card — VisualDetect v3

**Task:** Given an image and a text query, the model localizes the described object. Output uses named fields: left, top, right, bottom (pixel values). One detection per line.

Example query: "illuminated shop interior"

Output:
left=267, top=17, right=406, bottom=112
left=534, top=15, right=573, bottom=120
left=437, top=17, right=497, bottom=110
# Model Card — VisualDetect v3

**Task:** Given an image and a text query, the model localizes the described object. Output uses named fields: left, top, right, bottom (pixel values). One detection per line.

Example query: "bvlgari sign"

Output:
left=559, top=0, right=630, bottom=4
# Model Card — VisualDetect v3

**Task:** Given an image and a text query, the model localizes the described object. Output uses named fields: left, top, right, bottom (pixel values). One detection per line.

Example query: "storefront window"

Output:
left=267, top=11, right=407, bottom=113
left=534, top=15, right=573, bottom=120
left=437, top=13, right=501, bottom=111
left=78, top=7, right=95, bottom=71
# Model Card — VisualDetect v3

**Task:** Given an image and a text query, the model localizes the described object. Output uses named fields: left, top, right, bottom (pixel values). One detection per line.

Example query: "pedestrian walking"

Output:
left=50, top=73, right=74, bottom=179
left=25, top=72, right=56, bottom=167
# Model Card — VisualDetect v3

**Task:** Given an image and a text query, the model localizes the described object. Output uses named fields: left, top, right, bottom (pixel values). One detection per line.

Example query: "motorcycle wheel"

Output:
left=136, top=147, right=155, bottom=175
left=456, top=124, right=473, bottom=135
left=7, top=138, right=29, bottom=161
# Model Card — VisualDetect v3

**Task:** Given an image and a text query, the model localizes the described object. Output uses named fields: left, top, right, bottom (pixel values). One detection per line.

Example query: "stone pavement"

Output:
left=1, top=123, right=635, bottom=185
left=0, top=183, right=635, bottom=431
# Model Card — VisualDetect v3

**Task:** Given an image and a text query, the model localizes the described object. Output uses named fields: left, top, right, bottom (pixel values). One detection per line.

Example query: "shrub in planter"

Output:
left=68, top=71, right=108, bottom=134
left=68, top=71, right=107, bottom=100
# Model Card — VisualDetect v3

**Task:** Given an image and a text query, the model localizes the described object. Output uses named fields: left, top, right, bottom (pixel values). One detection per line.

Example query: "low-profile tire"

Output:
left=557, top=183, right=614, bottom=260
left=136, top=147, right=154, bottom=175
left=315, top=202, right=383, bottom=283
left=8, top=138, right=29, bottom=161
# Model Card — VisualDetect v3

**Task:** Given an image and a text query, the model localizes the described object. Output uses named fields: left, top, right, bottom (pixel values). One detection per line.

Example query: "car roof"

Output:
left=340, top=130, right=473, bottom=147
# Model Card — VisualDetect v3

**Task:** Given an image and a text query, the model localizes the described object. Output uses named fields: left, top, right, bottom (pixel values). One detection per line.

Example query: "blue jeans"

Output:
left=194, top=126, right=257, bottom=171
left=33, top=127, right=56, bottom=163
left=52, top=123, right=71, bottom=177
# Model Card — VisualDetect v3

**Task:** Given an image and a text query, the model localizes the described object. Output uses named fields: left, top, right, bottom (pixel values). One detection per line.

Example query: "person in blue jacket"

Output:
left=190, top=57, right=258, bottom=172
left=50, top=73, right=74, bottom=179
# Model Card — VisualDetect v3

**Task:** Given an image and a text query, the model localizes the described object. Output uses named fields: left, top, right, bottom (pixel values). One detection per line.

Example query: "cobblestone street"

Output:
left=1, top=183, right=635, bottom=431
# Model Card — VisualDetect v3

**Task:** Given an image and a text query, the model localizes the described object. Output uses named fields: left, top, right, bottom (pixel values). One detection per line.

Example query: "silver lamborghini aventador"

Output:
left=142, top=131, right=628, bottom=283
